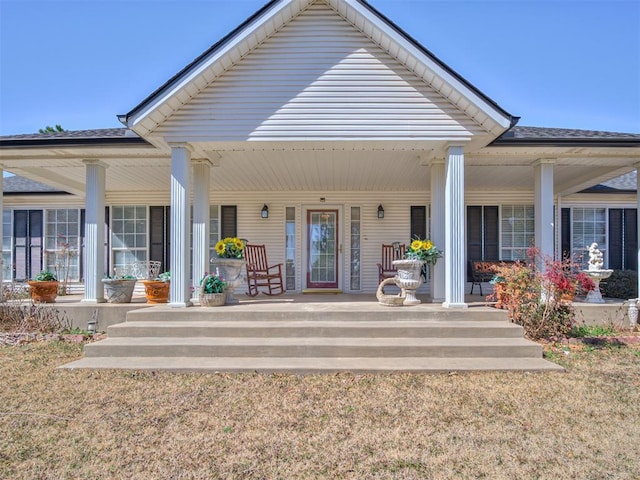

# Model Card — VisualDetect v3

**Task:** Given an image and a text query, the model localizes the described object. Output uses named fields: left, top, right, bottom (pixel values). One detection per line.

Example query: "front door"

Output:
left=306, top=209, right=339, bottom=289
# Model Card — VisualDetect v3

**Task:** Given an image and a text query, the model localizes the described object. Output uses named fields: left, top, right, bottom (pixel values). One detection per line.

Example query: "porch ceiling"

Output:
left=1, top=143, right=637, bottom=196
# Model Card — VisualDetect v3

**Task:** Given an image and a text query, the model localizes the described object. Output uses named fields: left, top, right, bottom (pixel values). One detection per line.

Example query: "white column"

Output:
left=82, top=160, right=107, bottom=304
left=0, top=167, right=3, bottom=302
left=443, top=145, right=467, bottom=308
left=430, top=159, right=445, bottom=303
left=534, top=159, right=555, bottom=263
left=169, top=144, right=193, bottom=308
left=192, top=159, right=212, bottom=303
left=636, top=165, right=640, bottom=297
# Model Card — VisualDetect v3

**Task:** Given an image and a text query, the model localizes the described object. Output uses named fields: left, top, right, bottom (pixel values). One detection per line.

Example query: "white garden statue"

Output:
left=587, top=242, right=604, bottom=270
left=583, top=242, right=612, bottom=303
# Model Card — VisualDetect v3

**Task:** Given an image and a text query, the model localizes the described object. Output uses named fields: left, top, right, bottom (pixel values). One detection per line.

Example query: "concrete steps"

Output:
left=105, top=320, right=525, bottom=339
left=83, top=336, right=542, bottom=358
left=66, top=356, right=562, bottom=374
left=61, top=305, right=564, bottom=373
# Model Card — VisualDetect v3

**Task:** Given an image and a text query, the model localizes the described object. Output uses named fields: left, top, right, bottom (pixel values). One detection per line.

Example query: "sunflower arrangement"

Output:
left=405, top=238, right=442, bottom=265
left=214, top=237, right=245, bottom=259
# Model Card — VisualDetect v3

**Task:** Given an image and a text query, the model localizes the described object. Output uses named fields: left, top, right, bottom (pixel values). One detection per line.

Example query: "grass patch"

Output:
left=570, top=324, right=619, bottom=338
left=1, top=341, right=639, bottom=479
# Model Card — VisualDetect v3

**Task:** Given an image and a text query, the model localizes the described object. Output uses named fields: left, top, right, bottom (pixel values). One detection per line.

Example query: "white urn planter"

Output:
left=102, top=278, right=137, bottom=303
left=392, top=259, right=425, bottom=306
left=211, top=258, right=246, bottom=304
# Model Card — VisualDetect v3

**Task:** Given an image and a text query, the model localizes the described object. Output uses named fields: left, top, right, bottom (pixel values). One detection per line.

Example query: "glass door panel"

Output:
left=307, top=210, right=338, bottom=289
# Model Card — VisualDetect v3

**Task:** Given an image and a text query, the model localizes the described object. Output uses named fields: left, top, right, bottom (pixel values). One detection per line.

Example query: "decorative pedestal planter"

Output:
left=142, top=280, right=170, bottom=304
left=102, top=279, right=137, bottom=303
left=583, top=269, right=613, bottom=304
left=27, top=281, right=59, bottom=303
left=392, top=259, right=425, bottom=306
left=212, top=258, right=245, bottom=305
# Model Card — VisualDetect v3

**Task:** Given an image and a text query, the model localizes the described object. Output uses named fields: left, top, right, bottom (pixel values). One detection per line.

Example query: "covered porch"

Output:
left=1, top=0, right=639, bottom=308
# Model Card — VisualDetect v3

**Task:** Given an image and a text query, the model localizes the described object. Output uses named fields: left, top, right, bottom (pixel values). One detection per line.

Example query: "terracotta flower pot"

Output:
left=142, top=280, right=170, bottom=304
left=27, top=280, right=59, bottom=303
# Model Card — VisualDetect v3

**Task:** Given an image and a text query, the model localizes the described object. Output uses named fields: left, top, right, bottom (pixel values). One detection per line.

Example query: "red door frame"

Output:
left=306, top=209, right=339, bottom=289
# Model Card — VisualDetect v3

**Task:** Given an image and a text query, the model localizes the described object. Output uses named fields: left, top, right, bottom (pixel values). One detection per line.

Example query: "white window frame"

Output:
left=500, top=205, right=535, bottom=261
left=110, top=205, right=148, bottom=273
left=44, top=208, right=81, bottom=282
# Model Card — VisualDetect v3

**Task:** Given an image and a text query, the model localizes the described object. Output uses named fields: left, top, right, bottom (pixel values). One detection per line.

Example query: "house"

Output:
left=1, top=0, right=639, bottom=308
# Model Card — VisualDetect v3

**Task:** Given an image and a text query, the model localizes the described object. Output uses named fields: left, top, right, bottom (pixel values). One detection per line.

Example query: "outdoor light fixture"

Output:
left=87, top=318, right=97, bottom=335
left=377, top=204, right=385, bottom=219
left=261, top=204, right=269, bottom=219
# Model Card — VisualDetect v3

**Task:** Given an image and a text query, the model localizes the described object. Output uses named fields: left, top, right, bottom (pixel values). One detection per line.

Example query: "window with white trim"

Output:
left=350, top=207, right=361, bottom=290
left=572, top=207, right=607, bottom=267
left=285, top=207, right=296, bottom=291
left=209, top=205, right=219, bottom=262
left=111, top=206, right=147, bottom=272
left=500, top=205, right=534, bottom=261
left=44, top=209, right=81, bottom=282
left=2, top=209, right=12, bottom=281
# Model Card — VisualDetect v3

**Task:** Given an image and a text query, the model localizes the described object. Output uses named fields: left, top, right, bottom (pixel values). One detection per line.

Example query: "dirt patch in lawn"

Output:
left=1, top=340, right=639, bottom=479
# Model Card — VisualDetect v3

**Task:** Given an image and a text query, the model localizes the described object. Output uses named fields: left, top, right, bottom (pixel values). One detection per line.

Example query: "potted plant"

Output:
left=392, top=238, right=442, bottom=306
left=28, top=270, right=59, bottom=303
left=142, top=271, right=170, bottom=304
left=102, top=274, right=137, bottom=303
left=198, top=273, right=227, bottom=307
left=211, top=237, right=246, bottom=304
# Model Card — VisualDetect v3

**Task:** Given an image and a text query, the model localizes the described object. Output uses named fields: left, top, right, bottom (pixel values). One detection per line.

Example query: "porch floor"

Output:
left=49, top=289, right=628, bottom=331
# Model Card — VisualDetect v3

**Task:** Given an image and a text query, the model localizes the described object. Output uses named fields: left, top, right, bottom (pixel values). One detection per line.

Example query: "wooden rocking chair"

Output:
left=377, top=243, right=405, bottom=283
left=245, top=244, right=285, bottom=297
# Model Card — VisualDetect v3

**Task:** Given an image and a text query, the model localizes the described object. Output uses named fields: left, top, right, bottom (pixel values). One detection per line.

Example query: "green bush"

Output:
left=33, top=270, right=57, bottom=282
left=601, top=270, right=637, bottom=299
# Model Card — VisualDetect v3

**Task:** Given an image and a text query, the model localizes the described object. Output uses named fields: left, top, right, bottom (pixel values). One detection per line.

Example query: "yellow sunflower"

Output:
left=423, top=240, right=433, bottom=250
left=215, top=241, right=226, bottom=254
left=410, top=239, right=422, bottom=251
left=234, top=238, right=245, bottom=250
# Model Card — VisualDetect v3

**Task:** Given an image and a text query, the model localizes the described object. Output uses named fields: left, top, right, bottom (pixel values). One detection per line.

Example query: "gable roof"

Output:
left=0, top=128, right=147, bottom=148
left=119, top=0, right=515, bottom=139
left=493, top=126, right=640, bottom=147
left=2, top=175, right=67, bottom=194
left=4, top=125, right=639, bottom=148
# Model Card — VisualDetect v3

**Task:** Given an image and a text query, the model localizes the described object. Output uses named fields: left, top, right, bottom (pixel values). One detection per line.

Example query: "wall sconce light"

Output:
left=261, top=204, right=269, bottom=219
left=377, top=204, right=385, bottom=219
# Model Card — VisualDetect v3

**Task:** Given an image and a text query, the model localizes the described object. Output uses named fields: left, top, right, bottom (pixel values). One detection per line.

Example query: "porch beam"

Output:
left=169, top=143, right=193, bottom=308
left=192, top=158, right=213, bottom=303
left=17, top=166, right=86, bottom=196
left=443, top=145, right=467, bottom=308
left=533, top=159, right=555, bottom=262
left=430, top=159, right=445, bottom=303
left=81, top=159, right=107, bottom=304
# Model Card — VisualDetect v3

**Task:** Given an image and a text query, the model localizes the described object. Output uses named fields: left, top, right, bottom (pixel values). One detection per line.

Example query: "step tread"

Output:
left=110, top=320, right=516, bottom=328
left=61, top=356, right=564, bottom=373
left=88, top=336, right=538, bottom=347
left=107, top=320, right=524, bottom=338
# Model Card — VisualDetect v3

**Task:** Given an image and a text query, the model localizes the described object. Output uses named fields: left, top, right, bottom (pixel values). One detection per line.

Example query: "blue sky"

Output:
left=0, top=0, right=639, bottom=136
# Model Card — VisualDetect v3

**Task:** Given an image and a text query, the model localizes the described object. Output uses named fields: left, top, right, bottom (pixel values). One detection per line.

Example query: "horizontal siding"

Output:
left=5, top=188, right=635, bottom=293
left=230, top=191, right=423, bottom=294
left=157, top=2, right=480, bottom=142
